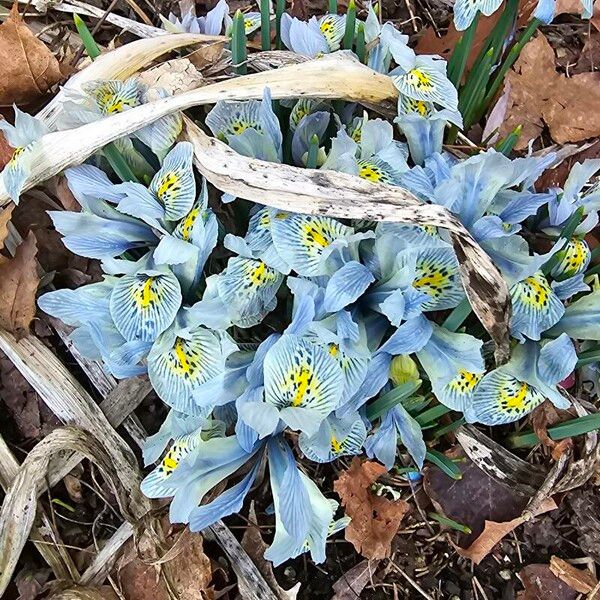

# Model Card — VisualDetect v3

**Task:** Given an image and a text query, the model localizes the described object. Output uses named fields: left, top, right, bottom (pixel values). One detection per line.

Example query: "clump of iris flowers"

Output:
left=5, top=0, right=597, bottom=569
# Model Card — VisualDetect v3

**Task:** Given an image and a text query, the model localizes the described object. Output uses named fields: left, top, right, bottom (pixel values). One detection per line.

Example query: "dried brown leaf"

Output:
left=332, top=559, right=379, bottom=600
left=0, top=231, right=38, bottom=337
left=0, top=204, right=15, bottom=251
left=518, top=564, right=578, bottom=600
left=0, top=131, right=13, bottom=170
left=0, top=5, right=62, bottom=106
left=455, top=498, right=557, bottom=564
left=531, top=400, right=562, bottom=449
left=500, top=33, right=600, bottom=148
left=49, top=586, right=120, bottom=600
left=118, top=527, right=213, bottom=600
left=549, top=556, right=598, bottom=593
left=334, top=458, right=409, bottom=559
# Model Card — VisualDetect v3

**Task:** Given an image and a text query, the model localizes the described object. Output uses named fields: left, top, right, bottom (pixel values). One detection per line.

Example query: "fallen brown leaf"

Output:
left=455, top=498, right=557, bottom=564
left=549, top=556, right=598, bottom=593
left=0, top=5, right=62, bottom=106
left=556, top=0, right=600, bottom=28
left=531, top=400, right=562, bottom=449
left=334, top=458, right=409, bottom=560
left=332, top=559, right=379, bottom=600
left=0, top=231, right=38, bottom=337
left=118, top=528, right=213, bottom=600
left=518, top=564, right=578, bottom=600
left=0, top=205, right=15, bottom=251
left=0, top=132, right=13, bottom=170
left=499, top=33, right=600, bottom=148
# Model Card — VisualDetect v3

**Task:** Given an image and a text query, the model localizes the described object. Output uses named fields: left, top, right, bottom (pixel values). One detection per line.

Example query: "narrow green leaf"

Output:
left=482, top=18, right=540, bottom=111
left=260, top=0, right=271, bottom=51
left=342, top=0, right=356, bottom=50
left=495, top=124, right=522, bottom=156
left=231, top=10, right=247, bottom=74
left=355, top=22, right=366, bottom=63
left=416, top=404, right=452, bottom=426
left=542, top=206, right=585, bottom=275
left=448, top=14, right=479, bottom=87
left=506, top=413, right=600, bottom=448
left=103, top=143, right=139, bottom=183
left=443, top=298, right=472, bottom=332
left=74, top=14, right=101, bottom=59
left=461, top=47, right=494, bottom=130
left=576, top=344, right=600, bottom=367
left=426, top=449, right=462, bottom=479
left=428, top=512, right=472, bottom=533
left=366, top=380, right=423, bottom=421
left=433, top=417, right=466, bottom=439
left=275, top=0, right=285, bottom=49
left=305, top=134, right=320, bottom=169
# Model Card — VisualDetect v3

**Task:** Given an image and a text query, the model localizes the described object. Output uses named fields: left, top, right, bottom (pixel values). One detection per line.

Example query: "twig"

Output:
left=388, top=562, right=434, bottom=600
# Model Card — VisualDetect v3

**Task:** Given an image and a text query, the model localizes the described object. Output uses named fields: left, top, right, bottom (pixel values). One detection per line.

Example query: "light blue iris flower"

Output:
left=365, top=223, right=464, bottom=324
left=416, top=323, right=485, bottom=413
left=453, top=0, right=503, bottom=31
left=468, top=335, right=577, bottom=425
left=53, top=145, right=218, bottom=297
left=0, top=107, right=49, bottom=202
left=364, top=402, right=426, bottom=469
left=206, top=87, right=282, bottom=162
left=280, top=13, right=346, bottom=57
left=363, top=4, right=414, bottom=73
left=38, top=276, right=153, bottom=378
left=395, top=96, right=463, bottom=166
left=545, top=159, right=600, bottom=235
left=534, top=0, right=593, bottom=24
left=390, top=55, right=458, bottom=113
left=264, top=436, right=348, bottom=566
left=161, top=0, right=229, bottom=34
left=59, top=79, right=182, bottom=171
left=187, top=253, right=284, bottom=329
left=322, top=117, right=409, bottom=185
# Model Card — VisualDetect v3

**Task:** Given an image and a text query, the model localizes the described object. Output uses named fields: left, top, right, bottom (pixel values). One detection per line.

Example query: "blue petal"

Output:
left=189, top=458, right=261, bottom=532
left=538, top=334, right=577, bottom=385
left=379, top=315, right=433, bottom=355
left=392, top=404, right=426, bottom=468
left=548, top=289, right=600, bottom=340
left=364, top=410, right=397, bottom=469
left=323, top=261, right=375, bottom=312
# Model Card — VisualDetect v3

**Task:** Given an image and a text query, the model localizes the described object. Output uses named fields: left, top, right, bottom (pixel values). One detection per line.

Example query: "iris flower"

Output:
left=0, top=107, right=49, bottom=202
left=161, top=0, right=229, bottom=34
left=468, top=335, right=577, bottom=424
left=280, top=13, right=347, bottom=57
left=206, top=88, right=282, bottom=162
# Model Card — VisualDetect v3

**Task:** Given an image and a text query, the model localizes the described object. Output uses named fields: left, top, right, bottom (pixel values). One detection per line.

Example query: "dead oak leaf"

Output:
left=499, top=33, right=600, bottom=148
left=334, top=458, right=409, bottom=560
left=0, top=5, right=62, bottom=106
left=0, top=231, right=39, bottom=337
left=454, top=498, right=557, bottom=564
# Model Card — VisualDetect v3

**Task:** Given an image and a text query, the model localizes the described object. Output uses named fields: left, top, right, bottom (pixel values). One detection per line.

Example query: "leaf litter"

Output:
left=498, top=32, right=600, bottom=148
